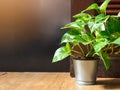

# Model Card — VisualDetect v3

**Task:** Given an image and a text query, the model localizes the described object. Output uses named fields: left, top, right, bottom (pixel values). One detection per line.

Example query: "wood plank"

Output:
left=0, top=72, right=120, bottom=90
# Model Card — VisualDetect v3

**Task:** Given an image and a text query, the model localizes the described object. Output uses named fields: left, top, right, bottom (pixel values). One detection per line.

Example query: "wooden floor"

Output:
left=0, top=72, right=120, bottom=90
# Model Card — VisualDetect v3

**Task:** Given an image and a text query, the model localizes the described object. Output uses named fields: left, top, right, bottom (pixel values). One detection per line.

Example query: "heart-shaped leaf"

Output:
left=83, top=3, right=100, bottom=12
left=112, top=37, right=120, bottom=45
left=99, top=51, right=111, bottom=70
left=52, top=43, right=71, bottom=63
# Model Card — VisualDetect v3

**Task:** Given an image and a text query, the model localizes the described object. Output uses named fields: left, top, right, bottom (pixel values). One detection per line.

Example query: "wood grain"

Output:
left=0, top=72, right=120, bottom=90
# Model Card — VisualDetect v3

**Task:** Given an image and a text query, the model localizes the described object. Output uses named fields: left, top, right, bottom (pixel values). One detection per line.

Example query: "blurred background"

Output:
left=0, top=0, right=71, bottom=71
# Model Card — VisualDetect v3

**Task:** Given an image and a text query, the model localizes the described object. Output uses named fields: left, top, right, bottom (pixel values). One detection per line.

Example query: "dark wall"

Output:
left=0, top=0, right=71, bottom=71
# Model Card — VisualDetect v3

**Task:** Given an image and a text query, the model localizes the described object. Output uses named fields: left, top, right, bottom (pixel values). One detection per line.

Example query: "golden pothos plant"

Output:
left=52, top=0, right=120, bottom=70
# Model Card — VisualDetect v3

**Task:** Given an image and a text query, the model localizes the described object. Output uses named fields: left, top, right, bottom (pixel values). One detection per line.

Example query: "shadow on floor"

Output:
left=96, top=78, right=120, bottom=89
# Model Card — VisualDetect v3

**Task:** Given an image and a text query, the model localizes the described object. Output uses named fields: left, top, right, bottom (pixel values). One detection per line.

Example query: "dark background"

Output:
left=0, top=0, right=71, bottom=71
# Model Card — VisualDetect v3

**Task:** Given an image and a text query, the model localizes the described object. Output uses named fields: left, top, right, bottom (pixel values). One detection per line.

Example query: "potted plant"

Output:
left=52, top=0, right=120, bottom=85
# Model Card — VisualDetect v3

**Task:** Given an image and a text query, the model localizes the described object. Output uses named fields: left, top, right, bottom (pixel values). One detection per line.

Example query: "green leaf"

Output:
left=66, top=42, right=71, bottom=51
left=52, top=45, right=71, bottom=63
left=75, top=35, right=92, bottom=45
left=96, top=23, right=105, bottom=31
left=99, top=31, right=110, bottom=38
left=118, top=12, right=120, bottom=16
left=94, top=39, right=109, bottom=53
left=61, top=22, right=81, bottom=30
left=112, top=37, right=120, bottom=45
left=99, top=51, right=111, bottom=70
left=100, top=31, right=109, bottom=36
left=81, top=32, right=94, bottom=44
left=73, top=13, right=92, bottom=22
left=88, top=21, right=95, bottom=33
left=88, top=14, right=109, bottom=33
left=107, top=17, right=120, bottom=34
left=100, top=0, right=110, bottom=13
left=61, top=21, right=85, bottom=30
left=61, top=30, right=90, bottom=45
left=88, top=22, right=105, bottom=33
left=61, top=30, right=80, bottom=43
left=95, top=14, right=109, bottom=23
left=83, top=3, right=100, bottom=12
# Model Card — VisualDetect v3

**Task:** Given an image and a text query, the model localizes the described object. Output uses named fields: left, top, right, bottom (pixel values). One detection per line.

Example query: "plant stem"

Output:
left=72, top=45, right=75, bottom=49
left=114, top=50, right=120, bottom=55
left=77, top=44, right=85, bottom=56
left=114, top=45, right=120, bottom=49
left=72, top=50, right=82, bottom=55
left=110, top=44, right=114, bottom=55
left=103, top=44, right=110, bottom=52
left=70, top=54, right=76, bottom=59
left=86, top=44, right=89, bottom=53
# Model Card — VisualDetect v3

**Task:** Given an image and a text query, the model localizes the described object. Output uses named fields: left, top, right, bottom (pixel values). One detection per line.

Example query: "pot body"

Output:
left=73, top=59, right=98, bottom=85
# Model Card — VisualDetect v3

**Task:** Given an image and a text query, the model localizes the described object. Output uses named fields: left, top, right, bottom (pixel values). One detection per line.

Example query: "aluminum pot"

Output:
left=73, top=59, right=98, bottom=85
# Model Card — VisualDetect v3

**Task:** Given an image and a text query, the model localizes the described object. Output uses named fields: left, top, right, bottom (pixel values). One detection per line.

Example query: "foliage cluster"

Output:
left=52, top=0, right=120, bottom=70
